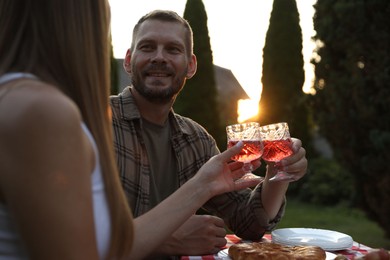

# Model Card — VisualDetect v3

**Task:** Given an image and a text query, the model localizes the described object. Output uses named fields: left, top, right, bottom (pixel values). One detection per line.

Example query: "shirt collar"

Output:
left=118, top=86, right=192, bottom=135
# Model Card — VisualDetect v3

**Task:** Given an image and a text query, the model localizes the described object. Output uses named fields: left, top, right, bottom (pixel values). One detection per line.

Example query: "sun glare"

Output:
left=237, top=99, right=259, bottom=123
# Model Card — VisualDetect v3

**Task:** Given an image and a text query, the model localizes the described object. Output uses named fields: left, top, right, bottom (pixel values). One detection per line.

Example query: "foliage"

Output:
left=260, top=0, right=314, bottom=157
left=174, top=0, right=225, bottom=149
left=311, top=0, right=390, bottom=237
left=288, top=158, right=355, bottom=206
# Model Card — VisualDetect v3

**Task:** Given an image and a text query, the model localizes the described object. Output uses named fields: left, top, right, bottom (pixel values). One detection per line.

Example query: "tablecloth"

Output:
left=181, top=234, right=372, bottom=260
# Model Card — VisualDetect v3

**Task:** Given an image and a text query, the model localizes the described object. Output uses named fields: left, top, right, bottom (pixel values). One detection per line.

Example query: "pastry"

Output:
left=228, top=242, right=326, bottom=260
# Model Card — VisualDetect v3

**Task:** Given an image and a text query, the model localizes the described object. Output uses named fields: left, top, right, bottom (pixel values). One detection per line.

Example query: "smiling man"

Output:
left=127, top=12, right=196, bottom=109
left=109, top=10, right=308, bottom=259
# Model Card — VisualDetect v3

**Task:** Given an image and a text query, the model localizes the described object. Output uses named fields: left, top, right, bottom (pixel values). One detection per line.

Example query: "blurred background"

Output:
left=109, top=0, right=390, bottom=248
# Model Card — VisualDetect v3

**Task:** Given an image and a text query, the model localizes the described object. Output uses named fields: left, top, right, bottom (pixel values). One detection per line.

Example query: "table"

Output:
left=181, top=234, right=372, bottom=260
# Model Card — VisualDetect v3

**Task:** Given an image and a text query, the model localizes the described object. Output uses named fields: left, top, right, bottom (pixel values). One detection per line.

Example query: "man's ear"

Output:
left=186, top=54, right=197, bottom=79
left=123, top=49, right=132, bottom=74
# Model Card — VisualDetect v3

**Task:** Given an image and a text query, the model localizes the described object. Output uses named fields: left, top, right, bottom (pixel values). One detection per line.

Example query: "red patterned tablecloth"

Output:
left=181, top=234, right=372, bottom=260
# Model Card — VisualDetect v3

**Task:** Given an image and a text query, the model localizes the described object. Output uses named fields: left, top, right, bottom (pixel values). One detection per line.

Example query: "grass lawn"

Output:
left=275, top=199, right=390, bottom=249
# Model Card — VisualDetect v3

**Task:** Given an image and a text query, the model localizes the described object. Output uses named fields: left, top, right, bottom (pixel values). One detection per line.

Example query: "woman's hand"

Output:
left=194, top=141, right=262, bottom=197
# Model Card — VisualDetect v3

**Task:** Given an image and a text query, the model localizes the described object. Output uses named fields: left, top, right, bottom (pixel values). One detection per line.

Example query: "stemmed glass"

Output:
left=259, top=122, right=294, bottom=182
left=226, top=122, right=264, bottom=182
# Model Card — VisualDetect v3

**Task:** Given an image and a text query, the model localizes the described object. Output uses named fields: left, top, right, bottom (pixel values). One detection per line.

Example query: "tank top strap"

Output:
left=0, top=73, right=38, bottom=103
left=0, top=73, right=37, bottom=85
left=80, top=122, right=99, bottom=161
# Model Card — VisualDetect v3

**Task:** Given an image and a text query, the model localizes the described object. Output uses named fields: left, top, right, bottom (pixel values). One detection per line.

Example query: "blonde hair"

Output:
left=0, top=0, right=134, bottom=258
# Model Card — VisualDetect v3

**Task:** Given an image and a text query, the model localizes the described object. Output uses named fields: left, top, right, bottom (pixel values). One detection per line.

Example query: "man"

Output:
left=110, top=10, right=307, bottom=258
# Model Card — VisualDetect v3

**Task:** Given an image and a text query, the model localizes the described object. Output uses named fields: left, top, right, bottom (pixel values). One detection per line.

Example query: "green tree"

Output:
left=174, top=0, right=224, bottom=149
left=311, top=0, right=390, bottom=237
left=260, top=0, right=313, bottom=156
left=110, top=39, right=119, bottom=95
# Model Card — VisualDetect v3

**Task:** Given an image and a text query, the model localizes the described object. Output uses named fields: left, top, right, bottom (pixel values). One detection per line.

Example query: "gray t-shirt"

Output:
left=141, top=119, right=178, bottom=209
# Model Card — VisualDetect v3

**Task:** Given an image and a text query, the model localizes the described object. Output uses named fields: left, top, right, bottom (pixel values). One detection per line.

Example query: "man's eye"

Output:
left=139, top=45, right=153, bottom=51
left=167, top=47, right=181, bottom=54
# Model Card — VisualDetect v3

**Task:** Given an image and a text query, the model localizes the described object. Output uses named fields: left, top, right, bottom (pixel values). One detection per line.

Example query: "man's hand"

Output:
left=157, top=214, right=227, bottom=256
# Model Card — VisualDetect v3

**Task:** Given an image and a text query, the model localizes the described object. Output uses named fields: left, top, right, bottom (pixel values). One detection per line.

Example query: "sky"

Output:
left=109, top=0, right=317, bottom=120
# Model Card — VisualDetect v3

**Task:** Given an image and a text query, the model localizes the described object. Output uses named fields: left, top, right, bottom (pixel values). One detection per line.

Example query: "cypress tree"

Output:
left=110, top=39, right=119, bottom=95
left=260, top=0, right=313, bottom=156
left=174, top=0, right=224, bottom=149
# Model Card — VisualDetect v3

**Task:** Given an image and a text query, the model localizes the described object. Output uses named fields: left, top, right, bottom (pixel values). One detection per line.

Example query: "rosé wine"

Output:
left=262, top=139, right=293, bottom=162
left=228, top=140, right=263, bottom=163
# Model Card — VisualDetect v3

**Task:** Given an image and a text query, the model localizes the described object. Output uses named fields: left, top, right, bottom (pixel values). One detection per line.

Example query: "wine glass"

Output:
left=259, top=122, right=295, bottom=182
left=226, top=122, right=264, bottom=182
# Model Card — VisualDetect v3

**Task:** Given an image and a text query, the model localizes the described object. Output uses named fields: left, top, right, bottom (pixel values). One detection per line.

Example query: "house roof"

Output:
left=213, top=64, right=249, bottom=101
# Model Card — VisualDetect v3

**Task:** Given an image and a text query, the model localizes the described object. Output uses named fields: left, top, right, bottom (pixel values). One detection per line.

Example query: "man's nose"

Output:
left=151, top=47, right=166, bottom=63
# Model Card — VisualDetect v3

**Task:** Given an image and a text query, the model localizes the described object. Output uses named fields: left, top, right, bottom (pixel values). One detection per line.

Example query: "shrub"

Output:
left=289, top=157, right=355, bottom=206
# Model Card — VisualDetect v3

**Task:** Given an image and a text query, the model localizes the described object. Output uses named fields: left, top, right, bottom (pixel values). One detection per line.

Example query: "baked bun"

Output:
left=228, top=242, right=326, bottom=260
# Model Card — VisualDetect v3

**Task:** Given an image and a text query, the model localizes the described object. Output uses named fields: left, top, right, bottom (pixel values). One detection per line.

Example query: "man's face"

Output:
left=127, top=20, right=196, bottom=104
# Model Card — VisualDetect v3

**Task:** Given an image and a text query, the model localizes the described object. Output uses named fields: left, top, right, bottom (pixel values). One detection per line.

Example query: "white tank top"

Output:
left=0, top=73, right=111, bottom=259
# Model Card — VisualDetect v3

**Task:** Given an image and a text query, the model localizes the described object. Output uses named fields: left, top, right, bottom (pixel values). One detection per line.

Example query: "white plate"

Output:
left=271, top=228, right=353, bottom=251
left=217, top=248, right=337, bottom=259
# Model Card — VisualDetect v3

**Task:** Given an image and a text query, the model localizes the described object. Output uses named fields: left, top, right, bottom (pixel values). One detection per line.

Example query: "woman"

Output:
left=0, top=0, right=260, bottom=259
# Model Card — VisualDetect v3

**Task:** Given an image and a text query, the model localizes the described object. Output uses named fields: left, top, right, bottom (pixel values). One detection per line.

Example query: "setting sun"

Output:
left=237, top=99, right=260, bottom=123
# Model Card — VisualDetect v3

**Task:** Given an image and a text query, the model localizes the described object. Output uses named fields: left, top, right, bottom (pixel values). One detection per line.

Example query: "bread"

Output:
left=228, top=242, right=326, bottom=260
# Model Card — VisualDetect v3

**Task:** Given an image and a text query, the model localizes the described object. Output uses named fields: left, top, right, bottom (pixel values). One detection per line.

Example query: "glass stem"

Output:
left=242, top=163, right=253, bottom=173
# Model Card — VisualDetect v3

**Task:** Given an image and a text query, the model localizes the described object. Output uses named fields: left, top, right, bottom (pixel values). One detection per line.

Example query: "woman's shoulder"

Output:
left=0, top=79, right=84, bottom=164
left=0, top=79, right=91, bottom=183
left=0, top=79, right=81, bottom=132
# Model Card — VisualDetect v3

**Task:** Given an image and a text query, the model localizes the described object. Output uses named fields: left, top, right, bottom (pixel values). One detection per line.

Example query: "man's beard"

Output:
left=131, top=64, right=188, bottom=104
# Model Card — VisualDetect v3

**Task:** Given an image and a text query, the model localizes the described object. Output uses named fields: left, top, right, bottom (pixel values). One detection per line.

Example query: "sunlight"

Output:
left=237, top=99, right=259, bottom=123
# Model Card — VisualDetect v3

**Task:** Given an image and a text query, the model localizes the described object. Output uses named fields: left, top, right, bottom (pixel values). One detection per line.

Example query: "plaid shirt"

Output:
left=110, top=87, right=285, bottom=240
